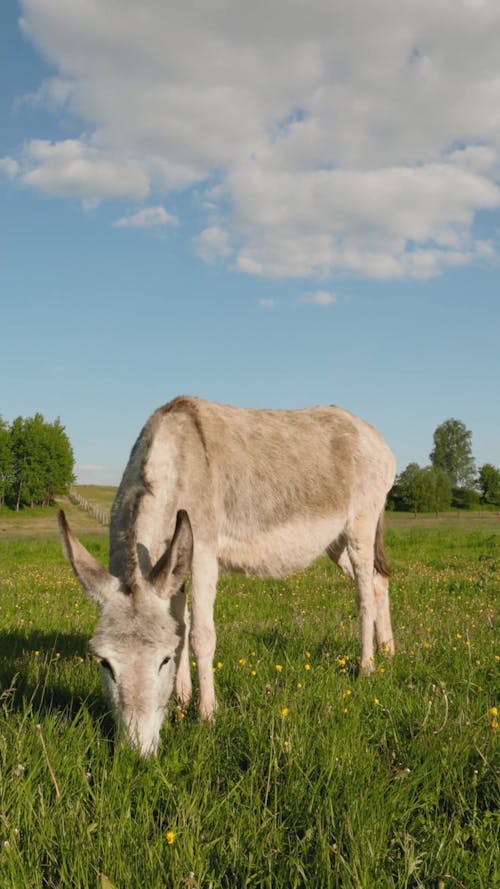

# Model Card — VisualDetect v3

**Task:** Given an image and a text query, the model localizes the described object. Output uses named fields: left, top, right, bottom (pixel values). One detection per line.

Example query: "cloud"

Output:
left=299, top=290, right=337, bottom=306
left=194, top=225, right=231, bottom=262
left=18, top=138, right=150, bottom=201
left=259, top=298, right=275, bottom=310
left=0, top=157, right=20, bottom=178
left=10, top=0, right=500, bottom=279
left=114, top=206, right=179, bottom=228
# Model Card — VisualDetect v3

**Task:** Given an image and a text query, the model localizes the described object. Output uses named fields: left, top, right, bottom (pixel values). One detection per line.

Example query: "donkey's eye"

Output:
left=99, top=658, right=116, bottom=681
left=159, top=655, right=171, bottom=671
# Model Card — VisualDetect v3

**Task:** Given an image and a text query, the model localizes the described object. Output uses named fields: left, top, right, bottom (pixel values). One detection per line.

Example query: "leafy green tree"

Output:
left=397, top=463, right=427, bottom=513
left=430, top=419, right=476, bottom=488
left=397, top=463, right=452, bottom=513
left=478, top=463, right=500, bottom=505
left=424, top=466, right=453, bottom=512
left=0, top=417, right=13, bottom=507
left=7, top=414, right=75, bottom=509
left=41, top=418, right=75, bottom=505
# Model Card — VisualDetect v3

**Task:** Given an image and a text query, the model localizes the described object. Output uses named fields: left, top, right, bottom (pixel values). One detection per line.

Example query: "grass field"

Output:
left=0, top=503, right=498, bottom=888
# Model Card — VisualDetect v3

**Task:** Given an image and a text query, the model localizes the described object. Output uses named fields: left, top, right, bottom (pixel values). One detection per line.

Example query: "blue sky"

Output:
left=2, top=0, right=499, bottom=485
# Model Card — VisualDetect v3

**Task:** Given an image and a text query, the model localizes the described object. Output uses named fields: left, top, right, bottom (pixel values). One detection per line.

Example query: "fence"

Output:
left=69, top=489, right=110, bottom=526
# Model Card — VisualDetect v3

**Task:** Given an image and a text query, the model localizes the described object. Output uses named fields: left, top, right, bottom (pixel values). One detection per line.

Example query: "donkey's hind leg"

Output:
left=327, top=539, right=376, bottom=674
left=374, top=571, right=394, bottom=657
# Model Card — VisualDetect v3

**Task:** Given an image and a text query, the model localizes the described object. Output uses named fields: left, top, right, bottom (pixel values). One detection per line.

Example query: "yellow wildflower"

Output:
left=281, top=707, right=290, bottom=717
left=275, top=664, right=283, bottom=672
left=165, top=830, right=176, bottom=845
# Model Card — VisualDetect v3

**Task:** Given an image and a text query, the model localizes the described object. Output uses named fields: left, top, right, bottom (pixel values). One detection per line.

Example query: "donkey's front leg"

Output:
left=190, top=548, right=219, bottom=721
left=172, top=585, right=192, bottom=708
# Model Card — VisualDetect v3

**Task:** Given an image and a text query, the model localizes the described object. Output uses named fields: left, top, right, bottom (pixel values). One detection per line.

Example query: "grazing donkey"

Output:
left=58, top=396, right=396, bottom=755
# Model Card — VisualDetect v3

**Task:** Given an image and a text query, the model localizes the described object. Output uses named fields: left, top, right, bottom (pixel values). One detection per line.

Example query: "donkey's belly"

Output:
left=217, top=514, right=345, bottom=578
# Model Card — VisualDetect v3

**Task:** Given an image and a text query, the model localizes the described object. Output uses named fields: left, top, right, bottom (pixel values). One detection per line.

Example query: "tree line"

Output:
left=0, top=412, right=498, bottom=514
left=0, top=414, right=75, bottom=510
left=389, top=418, right=500, bottom=512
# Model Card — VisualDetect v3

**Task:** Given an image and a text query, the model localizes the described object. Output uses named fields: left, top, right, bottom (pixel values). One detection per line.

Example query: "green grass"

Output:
left=0, top=515, right=498, bottom=888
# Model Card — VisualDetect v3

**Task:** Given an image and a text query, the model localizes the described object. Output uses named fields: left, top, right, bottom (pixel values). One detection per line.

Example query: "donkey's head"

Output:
left=58, top=509, right=193, bottom=755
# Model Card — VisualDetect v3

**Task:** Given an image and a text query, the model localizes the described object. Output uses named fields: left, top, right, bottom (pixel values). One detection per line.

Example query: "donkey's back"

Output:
left=110, top=397, right=396, bottom=579
left=60, top=396, right=397, bottom=753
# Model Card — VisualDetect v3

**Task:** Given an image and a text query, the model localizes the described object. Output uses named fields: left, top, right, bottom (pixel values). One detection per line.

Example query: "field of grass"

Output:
left=0, top=507, right=498, bottom=888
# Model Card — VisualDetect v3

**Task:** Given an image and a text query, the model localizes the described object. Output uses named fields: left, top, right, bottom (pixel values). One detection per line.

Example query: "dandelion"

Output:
left=34, top=651, right=40, bottom=657
left=251, top=669, right=257, bottom=676
left=304, top=663, right=311, bottom=671
left=275, top=664, right=283, bottom=673
left=297, top=682, right=303, bottom=689
left=165, top=830, right=176, bottom=845
left=216, top=662, right=223, bottom=670
left=238, top=658, right=247, bottom=666
left=305, top=651, right=311, bottom=659
left=373, top=698, right=380, bottom=706
left=281, top=707, right=290, bottom=717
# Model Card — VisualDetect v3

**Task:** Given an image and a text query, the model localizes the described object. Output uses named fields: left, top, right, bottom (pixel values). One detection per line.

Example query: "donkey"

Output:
left=58, top=396, right=396, bottom=755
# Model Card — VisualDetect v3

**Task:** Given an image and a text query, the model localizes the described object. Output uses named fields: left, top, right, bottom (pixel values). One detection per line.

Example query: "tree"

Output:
left=478, top=463, right=500, bottom=505
left=0, top=417, right=13, bottom=508
left=397, top=462, right=452, bottom=513
left=430, top=419, right=476, bottom=488
left=6, top=414, right=75, bottom=509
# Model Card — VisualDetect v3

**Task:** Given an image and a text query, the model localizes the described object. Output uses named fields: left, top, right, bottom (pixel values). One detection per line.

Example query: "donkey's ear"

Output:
left=148, top=510, right=193, bottom=598
left=58, top=510, right=119, bottom=606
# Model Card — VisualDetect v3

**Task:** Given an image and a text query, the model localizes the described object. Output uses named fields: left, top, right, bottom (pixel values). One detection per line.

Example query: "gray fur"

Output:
left=59, top=396, right=396, bottom=755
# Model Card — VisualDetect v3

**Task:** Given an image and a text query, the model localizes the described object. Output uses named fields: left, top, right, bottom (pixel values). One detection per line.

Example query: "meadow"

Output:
left=0, top=500, right=498, bottom=888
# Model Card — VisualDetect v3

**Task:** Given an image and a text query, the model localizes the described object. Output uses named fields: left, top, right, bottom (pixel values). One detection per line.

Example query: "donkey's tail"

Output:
left=374, top=508, right=390, bottom=578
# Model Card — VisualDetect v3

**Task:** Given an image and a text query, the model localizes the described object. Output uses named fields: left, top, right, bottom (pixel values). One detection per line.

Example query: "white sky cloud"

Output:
left=7, top=0, right=500, bottom=280
left=0, top=157, right=20, bottom=178
left=20, top=138, right=150, bottom=201
left=114, top=206, right=179, bottom=229
left=194, top=225, right=231, bottom=262
left=299, top=290, right=337, bottom=306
